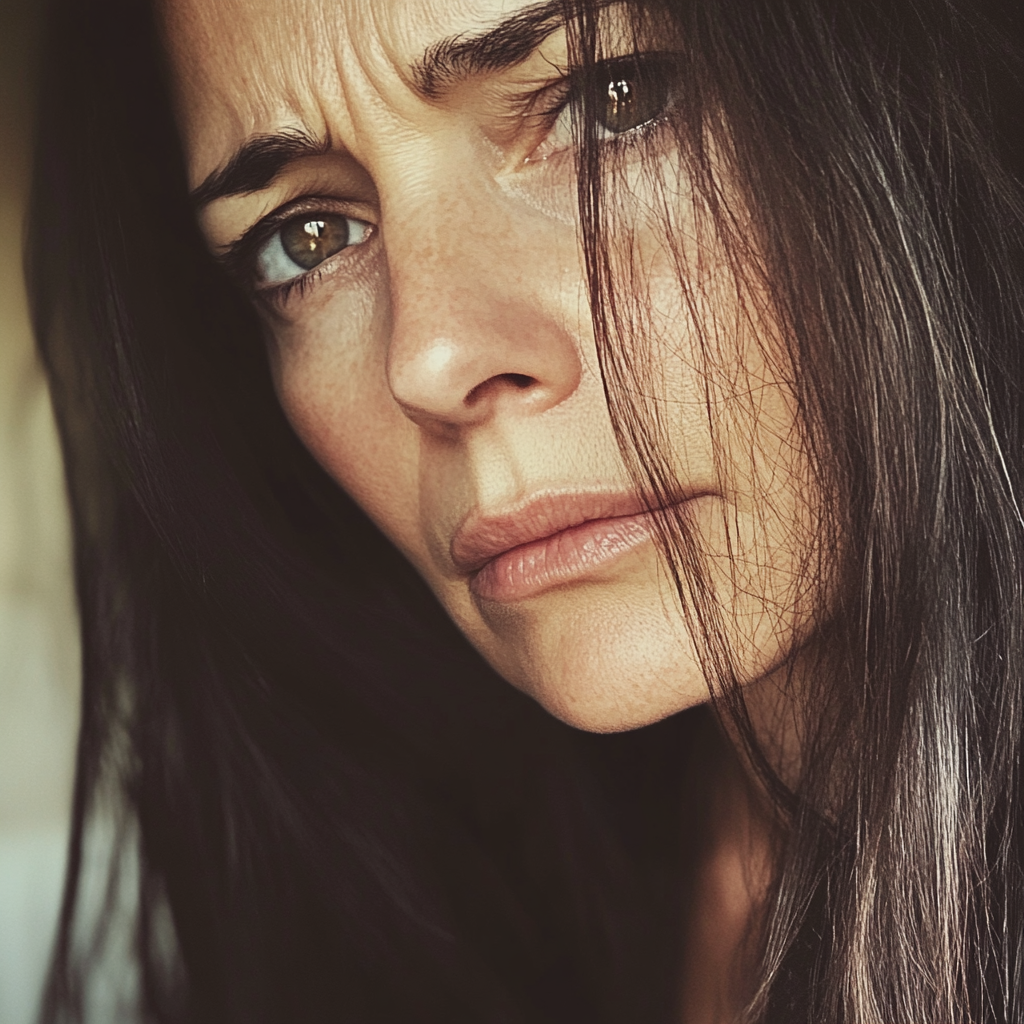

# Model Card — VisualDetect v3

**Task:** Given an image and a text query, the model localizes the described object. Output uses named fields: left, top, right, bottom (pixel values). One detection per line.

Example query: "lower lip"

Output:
left=469, top=512, right=658, bottom=603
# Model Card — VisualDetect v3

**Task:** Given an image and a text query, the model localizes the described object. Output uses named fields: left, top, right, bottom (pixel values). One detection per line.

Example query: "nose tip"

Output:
left=386, top=289, right=582, bottom=432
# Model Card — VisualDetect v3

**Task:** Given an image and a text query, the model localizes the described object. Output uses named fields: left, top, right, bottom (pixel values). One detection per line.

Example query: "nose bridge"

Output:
left=382, top=170, right=581, bottom=431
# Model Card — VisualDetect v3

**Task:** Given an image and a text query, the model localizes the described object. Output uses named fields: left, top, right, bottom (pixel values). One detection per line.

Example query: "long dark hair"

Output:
left=27, top=0, right=1024, bottom=1022
left=571, top=0, right=1024, bottom=1020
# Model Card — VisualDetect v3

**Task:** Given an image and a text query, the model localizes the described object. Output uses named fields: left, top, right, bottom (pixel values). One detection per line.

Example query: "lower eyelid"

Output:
left=254, top=220, right=376, bottom=303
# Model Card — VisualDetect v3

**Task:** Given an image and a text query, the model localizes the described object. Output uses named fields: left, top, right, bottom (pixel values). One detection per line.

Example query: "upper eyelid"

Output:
left=511, top=79, right=573, bottom=124
left=525, top=53, right=681, bottom=141
left=528, top=51, right=680, bottom=109
left=222, top=204, right=293, bottom=261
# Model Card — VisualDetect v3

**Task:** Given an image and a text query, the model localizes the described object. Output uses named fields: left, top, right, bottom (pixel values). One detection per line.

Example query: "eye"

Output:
left=530, top=54, right=677, bottom=162
left=256, top=213, right=371, bottom=285
left=594, top=56, right=672, bottom=135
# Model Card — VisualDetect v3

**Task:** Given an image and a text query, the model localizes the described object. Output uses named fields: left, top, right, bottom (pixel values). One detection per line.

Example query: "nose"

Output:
left=384, top=196, right=582, bottom=434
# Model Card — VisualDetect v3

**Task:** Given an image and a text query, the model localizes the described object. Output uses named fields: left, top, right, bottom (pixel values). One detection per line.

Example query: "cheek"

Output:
left=613, top=265, right=822, bottom=677
left=712, top=348, right=822, bottom=668
left=263, top=266, right=424, bottom=560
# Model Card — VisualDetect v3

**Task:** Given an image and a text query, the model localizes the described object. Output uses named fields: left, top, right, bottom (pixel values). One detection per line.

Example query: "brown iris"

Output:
left=279, top=214, right=353, bottom=271
left=597, top=58, right=671, bottom=135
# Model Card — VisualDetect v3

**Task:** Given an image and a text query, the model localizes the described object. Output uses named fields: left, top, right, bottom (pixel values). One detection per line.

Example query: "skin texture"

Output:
left=162, top=0, right=818, bottom=736
left=160, top=3, right=819, bottom=1019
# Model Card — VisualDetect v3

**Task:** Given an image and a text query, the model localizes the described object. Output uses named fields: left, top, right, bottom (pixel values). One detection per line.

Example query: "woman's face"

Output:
left=164, top=0, right=818, bottom=732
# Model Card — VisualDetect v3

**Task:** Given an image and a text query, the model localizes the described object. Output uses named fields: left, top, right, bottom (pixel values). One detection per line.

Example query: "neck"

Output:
left=677, top=713, right=776, bottom=1024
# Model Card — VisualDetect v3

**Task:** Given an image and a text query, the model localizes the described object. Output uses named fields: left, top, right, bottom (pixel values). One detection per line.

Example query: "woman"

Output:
left=27, top=0, right=1024, bottom=1019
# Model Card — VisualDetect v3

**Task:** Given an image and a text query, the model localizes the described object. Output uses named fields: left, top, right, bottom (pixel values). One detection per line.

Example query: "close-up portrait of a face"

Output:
left=0, top=0, right=1021, bottom=1021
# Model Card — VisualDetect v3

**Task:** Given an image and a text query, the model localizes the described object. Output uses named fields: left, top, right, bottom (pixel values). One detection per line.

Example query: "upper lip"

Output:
left=450, top=489, right=666, bottom=574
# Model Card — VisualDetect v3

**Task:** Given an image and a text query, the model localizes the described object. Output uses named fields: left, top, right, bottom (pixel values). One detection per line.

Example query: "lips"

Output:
left=451, top=490, right=680, bottom=602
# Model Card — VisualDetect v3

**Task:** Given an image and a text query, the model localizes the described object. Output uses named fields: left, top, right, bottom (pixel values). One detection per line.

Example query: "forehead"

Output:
left=161, top=0, right=550, bottom=180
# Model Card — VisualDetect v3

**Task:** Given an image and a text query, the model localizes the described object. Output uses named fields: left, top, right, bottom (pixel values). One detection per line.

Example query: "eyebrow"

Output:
left=411, top=0, right=568, bottom=98
left=190, top=128, right=330, bottom=208
left=190, top=0, right=575, bottom=209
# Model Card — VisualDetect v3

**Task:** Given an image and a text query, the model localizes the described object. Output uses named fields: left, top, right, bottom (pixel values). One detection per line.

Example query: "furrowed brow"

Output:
left=411, top=0, right=569, bottom=99
left=190, top=128, right=330, bottom=208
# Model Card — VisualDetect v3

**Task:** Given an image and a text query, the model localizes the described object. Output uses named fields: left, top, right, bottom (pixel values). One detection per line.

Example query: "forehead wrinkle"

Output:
left=253, top=1, right=357, bottom=156
left=169, top=0, right=365, bottom=181
left=321, top=2, right=437, bottom=161
left=173, top=0, right=593, bottom=193
left=317, top=0, right=509, bottom=175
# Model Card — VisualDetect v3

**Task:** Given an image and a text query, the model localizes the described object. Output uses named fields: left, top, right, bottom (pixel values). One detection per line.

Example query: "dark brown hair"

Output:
left=571, top=0, right=1024, bottom=1019
left=27, top=0, right=1024, bottom=1020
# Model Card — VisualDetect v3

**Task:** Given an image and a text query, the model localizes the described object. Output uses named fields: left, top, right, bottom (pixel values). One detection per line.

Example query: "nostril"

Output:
left=466, top=372, right=538, bottom=404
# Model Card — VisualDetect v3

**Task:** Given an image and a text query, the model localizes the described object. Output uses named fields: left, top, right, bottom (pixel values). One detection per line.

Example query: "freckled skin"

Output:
left=162, top=0, right=820, bottom=733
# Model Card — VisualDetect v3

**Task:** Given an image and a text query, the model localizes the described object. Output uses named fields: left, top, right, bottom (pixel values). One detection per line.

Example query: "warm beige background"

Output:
left=0, top=0, right=82, bottom=1019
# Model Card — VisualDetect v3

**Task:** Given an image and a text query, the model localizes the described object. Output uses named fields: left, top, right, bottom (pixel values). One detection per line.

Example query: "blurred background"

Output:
left=0, top=0, right=82, bottom=1020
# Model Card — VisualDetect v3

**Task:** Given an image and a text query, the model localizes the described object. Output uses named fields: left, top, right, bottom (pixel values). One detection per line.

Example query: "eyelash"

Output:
left=264, top=262, right=330, bottom=305
left=531, top=53, right=679, bottom=148
left=224, top=53, right=678, bottom=305
left=220, top=205, right=362, bottom=303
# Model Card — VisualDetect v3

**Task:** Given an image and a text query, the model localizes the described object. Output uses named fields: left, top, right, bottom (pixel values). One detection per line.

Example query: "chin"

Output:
left=473, top=582, right=713, bottom=734
left=531, top=685, right=707, bottom=734
left=521, top=653, right=712, bottom=734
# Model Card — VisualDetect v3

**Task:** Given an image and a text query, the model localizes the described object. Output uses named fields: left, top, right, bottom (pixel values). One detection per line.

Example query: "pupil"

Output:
left=598, top=60, right=670, bottom=135
left=281, top=214, right=351, bottom=271
left=303, top=221, right=326, bottom=248
left=608, top=79, right=633, bottom=109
